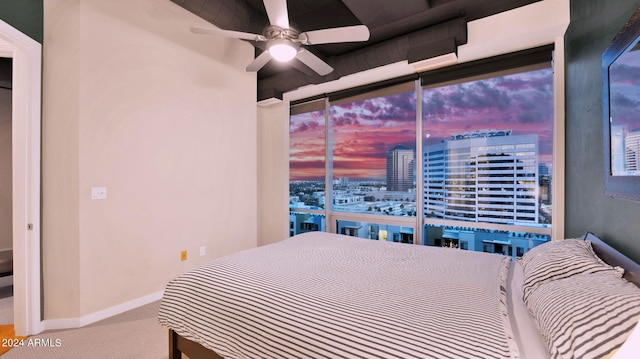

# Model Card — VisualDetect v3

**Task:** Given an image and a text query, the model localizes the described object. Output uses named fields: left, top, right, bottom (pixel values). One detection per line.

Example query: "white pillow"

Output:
left=526, top=272, right=640, bottom=359
left=518, top=238, right=623, bottom=302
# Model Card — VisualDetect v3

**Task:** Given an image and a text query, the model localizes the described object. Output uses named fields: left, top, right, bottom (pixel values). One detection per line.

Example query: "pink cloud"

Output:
left=291, top=68, right=554, bottom=181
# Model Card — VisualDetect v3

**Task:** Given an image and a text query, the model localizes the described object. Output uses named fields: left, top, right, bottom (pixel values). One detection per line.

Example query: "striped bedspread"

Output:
left=158, top=232, right=520, bottom=358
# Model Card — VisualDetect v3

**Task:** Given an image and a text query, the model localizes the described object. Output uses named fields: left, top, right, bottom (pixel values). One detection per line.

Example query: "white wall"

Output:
left=0, top=88, right=10, bottom=251
left=257, top=0, right=570, bottom=246
left=43, top=0, right=257, bottom=319
left=257, top=103, right=289, bottom=246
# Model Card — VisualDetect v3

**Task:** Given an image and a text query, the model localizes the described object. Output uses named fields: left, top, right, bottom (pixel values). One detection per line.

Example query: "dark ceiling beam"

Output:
left=453, top=0, right=542, bottom=22
left=369, top=7, right=464, bottom=42
left=174, top=0, right=542, bottom=102
left=407, top=37, right=457, bottom=64
left=257, top=16, right=467, bottom=101
left=342, top=0, right=464, bottom=41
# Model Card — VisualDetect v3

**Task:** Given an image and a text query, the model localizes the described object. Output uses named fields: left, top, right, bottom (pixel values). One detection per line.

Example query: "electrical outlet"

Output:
left=199, top=246, right=206, bottom=256
left=180, top=250, right=187, bottom=261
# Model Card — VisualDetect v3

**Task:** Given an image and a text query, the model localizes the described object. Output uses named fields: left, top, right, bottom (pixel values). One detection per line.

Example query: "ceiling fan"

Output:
left=190, top=0, right=370, bottom=76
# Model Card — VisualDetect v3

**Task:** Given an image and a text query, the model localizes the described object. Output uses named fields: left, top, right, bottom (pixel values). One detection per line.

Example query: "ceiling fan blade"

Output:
left=296, top=49, right=333, bottom=76
left=263, top=0, right=290, bottom=28
left=246, top=51, right=273, bottom=72
left=190, top=26, right=265, bottom=41
left=300, top=25, right=370, bottom=45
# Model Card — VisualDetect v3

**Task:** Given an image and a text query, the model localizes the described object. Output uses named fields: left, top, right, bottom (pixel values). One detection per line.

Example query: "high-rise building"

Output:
left=610, top=125, right=627, bottom=174
left=538, top=164, right=549, bottom=176
left=625, top=130, right=640, bottom=173
left=423, top=130, right=539, bottom=225
left=386, top=145, right=415, bottom=192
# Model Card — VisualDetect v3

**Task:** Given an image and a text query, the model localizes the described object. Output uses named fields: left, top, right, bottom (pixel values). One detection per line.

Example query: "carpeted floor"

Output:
left=1, top=301, right=168, bottom=359
left=0, top=294, right=13, bottom=326
left=0, top=276, right=13, bottom=326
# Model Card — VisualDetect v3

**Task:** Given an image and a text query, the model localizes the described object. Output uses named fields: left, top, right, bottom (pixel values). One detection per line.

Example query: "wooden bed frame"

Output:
left=167, top=232, right=640, bottom=359
left=169, top=328, right=224, bottom=359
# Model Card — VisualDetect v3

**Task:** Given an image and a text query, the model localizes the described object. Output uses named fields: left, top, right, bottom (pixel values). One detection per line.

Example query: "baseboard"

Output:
left=40, top=290, right=164, bottom=332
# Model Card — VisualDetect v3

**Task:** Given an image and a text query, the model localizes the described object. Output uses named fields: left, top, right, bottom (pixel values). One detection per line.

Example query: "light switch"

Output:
left=91, top=187, right=107, bottom=200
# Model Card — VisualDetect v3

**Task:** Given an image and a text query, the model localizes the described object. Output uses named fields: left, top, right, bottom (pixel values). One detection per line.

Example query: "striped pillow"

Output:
left=525, top=272, right=640, bottom=359
left=517, top=239, right=623, bottom=302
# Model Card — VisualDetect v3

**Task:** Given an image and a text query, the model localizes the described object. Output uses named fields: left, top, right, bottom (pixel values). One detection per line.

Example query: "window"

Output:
left=290, top=101, right=326, bottom=210
left=423, top=67, right=553, bottom=228
left=289, top=100, right=327, bottom=233
left=289, top=46, right=555, bottom=257
left=330, top=84, right=417, bottom=217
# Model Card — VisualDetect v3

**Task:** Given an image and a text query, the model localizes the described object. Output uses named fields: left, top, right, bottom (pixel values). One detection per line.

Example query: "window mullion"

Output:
left=415, top=80, right=424, bottom=245
left=324, top=97, right=333, bottom=233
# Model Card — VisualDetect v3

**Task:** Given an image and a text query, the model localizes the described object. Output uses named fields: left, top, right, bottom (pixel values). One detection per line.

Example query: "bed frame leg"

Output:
left=169, top=329, right=181, bottom=359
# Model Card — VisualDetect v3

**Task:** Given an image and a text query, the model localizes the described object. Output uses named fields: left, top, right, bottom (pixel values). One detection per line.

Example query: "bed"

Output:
left=158, top=231, right=640, bottom=359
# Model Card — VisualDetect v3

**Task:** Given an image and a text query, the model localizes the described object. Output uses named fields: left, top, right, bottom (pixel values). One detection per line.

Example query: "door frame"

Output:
left=0, top=19, right=42, bottom=336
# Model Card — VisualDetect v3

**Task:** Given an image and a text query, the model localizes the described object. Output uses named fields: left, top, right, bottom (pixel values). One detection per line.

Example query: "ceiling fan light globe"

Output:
left=268, top=40, right=297, bottom=62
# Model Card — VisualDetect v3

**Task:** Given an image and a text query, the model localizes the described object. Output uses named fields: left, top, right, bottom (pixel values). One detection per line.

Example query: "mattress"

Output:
left=158, top=231, right=546, bottom=358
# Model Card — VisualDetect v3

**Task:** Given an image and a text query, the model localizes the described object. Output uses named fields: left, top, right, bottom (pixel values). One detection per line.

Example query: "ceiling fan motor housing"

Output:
left=263, top=25, right=304, bottom=43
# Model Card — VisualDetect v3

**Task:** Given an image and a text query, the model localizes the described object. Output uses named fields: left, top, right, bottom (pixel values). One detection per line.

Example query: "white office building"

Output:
left=625, top=130, right=640, bottom=173
left=423, top=130, right=539, bottom=225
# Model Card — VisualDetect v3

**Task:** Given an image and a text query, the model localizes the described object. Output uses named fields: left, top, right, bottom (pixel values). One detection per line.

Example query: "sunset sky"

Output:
left=290, top=68, right=554, bottom=181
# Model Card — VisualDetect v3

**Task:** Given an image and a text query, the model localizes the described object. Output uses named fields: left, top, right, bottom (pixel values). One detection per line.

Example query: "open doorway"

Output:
left=0, top=57, right=12, bottom=325
left=0, top=19, right=42, bottom=336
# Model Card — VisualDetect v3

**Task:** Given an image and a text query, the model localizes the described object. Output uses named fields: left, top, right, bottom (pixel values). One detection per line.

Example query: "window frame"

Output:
left=289, top=44, right=564, bottom=246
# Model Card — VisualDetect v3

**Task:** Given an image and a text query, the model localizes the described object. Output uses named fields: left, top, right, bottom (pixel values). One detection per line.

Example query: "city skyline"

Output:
left=290, top=68, right=554, bottom=181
